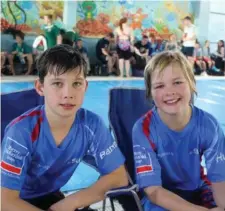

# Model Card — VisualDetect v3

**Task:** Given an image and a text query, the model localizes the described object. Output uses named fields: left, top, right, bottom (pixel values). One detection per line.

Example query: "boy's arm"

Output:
left=1, top=188, right=43, bottom=211
left=212, top=182, right=225, bottom=209
left=203, top=117, right=225, bottom=209
left=134, top=46, right=142, bottom=57
left=101, top=47, right=109, bottom=56
left=1, top=124, right=33, bottom=211
left=49, top=165, right=128, bottom=211
left=144, top=186, right=208, bottom=211
left=50, top=115, right=127, bottom=211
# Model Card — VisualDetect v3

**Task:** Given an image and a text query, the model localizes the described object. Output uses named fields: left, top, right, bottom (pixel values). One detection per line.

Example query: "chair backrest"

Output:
left=108, top=87, right=154, bottom=183
left=1, top=89, right=44, bottom=140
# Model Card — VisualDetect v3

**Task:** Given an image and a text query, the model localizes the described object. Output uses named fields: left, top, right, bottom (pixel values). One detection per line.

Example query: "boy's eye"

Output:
left=155, top=85, right=164, bottom=89
left=52, top=82, right=63, bottom=87
left=174, top=81, right=183, bottom=85
left=73, top=81, right=82, bottom=87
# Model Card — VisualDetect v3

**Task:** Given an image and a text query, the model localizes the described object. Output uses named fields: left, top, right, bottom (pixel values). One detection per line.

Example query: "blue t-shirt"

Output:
left=1, top=105, right=125, bottom=199
left=132, top=106, right=225, bottom=191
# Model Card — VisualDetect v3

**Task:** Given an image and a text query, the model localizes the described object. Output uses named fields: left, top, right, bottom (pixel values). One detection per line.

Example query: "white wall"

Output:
left=208, top=0, right=225, bottom=52
left=63, top=1, right=77, bottom=31
left=194, top=1, right=210, bottom=43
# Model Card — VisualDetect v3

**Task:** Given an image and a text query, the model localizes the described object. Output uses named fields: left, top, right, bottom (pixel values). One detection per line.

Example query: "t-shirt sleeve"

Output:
left=132, top=119, right=162, bottom=189
left=1, top=124, right=32, bottom=191
left=12, top=43, right=17, bottom=52
left=54, top=26, right=60, bottom=37
left=23, top=43, right=32, bottom=54
left=83, top=47, right=88, bottom=55
left=88, top=116, right=125, bottom=175
left=203, top=117, right=225, bottom=182
left=134, top=42, right=139, bottom=48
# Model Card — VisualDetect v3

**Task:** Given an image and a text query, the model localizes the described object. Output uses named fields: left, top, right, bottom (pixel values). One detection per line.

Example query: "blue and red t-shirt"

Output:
left=1, top=105, right=125, bottom=199
left=133, top=106, right=225, bottom=190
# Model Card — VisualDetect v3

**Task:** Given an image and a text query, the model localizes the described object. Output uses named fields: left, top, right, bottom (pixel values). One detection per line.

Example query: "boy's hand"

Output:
left=21, top=53, right=27, bottom=58
left=48, top=198, right=74, bottom=211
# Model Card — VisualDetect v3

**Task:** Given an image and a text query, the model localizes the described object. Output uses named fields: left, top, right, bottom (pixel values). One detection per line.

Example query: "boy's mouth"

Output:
left=164, top=98, right=181, bottom=105
left=60, top=104, right=76, bottom=109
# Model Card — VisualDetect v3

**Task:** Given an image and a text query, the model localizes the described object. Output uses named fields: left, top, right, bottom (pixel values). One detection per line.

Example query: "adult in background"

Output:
left=96, top=33, right=118, bottom=76
left=115, top=17, right=134, bottom=77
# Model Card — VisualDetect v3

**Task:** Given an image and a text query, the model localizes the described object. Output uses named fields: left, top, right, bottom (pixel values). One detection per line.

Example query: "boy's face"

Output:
left=142, top=37, right=148, bottom=45
left=44, top=16, right=51, bottom=24
left=77, top=40, right=83, bottom=48
left=151, top=63, right=191, bottom=118
left=183, top=19, right=191, bottom=27
left=35, top=68, right=87, bottom=119
left=15, top=35, right=23, bottom=44
left=170, top=34, right=176, bottom=41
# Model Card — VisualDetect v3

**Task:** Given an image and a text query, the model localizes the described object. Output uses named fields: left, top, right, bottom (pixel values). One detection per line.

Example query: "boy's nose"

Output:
left=63, top=86, right=74, bottom=99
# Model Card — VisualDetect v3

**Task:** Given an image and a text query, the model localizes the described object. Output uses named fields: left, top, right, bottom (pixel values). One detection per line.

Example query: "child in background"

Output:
left=132, top=51, right=225, bottom=211
left=202, top=40, right=214, bottom=73
left=8, top=31, right=33, bottom=75
left=43, top=14, right=61, bottom=48
left=193, top=41, right=207, bottom=76
left=75, top=39, right=90, bottom=74
left=165, top=34, right=178, bottom=51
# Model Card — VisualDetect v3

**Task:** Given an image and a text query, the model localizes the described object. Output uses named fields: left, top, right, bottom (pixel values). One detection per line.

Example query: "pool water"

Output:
left=1, top=79, right=225, bottom=192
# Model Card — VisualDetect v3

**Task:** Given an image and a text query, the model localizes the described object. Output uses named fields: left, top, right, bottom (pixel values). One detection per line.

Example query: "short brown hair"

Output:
left=119, top=17, right=127, bottom=31
left=183, top=16, right=192, bottom=21
left=144, top=51, right=197, bottom=100
left=44, top=14, right=53, bottom=20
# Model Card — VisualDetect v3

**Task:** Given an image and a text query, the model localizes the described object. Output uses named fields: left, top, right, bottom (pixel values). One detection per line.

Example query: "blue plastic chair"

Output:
left=106, top=87, right=154, bottom=211
left=1, top=89, right=44, bottom=140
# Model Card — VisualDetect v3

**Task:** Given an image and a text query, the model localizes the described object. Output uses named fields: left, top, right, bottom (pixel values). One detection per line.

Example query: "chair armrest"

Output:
left=105, top=184, right=139, bottom=197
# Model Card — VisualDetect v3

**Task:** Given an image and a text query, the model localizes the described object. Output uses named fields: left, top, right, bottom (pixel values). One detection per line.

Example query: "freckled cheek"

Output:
left=179, top=85, right=192, bottom=98
left=48, top=89, right=63, bottom=100
left=151, top=90, right=164, bottom=106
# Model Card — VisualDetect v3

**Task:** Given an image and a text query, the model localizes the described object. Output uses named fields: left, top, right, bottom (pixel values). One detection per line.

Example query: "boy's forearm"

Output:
left=66, top=165, right=128, bottom=209
left=145, top=186, right=208, bottom=211
left=212, top=182, right=225, bottom=209
left=2, top=198, right=43, bottom=211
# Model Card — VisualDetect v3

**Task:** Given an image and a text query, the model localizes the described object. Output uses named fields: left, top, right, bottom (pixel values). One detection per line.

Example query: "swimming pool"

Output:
left=1, top=78, right=225, bottom=192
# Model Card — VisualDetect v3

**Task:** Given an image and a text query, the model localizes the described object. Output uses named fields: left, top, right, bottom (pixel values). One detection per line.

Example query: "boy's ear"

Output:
left=35, top=79, right=44, bottom=96
left=85, top=80, right=88, bottom=92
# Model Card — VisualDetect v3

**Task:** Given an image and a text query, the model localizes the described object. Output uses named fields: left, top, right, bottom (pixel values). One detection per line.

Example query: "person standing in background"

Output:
left=115, top=17, right=134, bottom=77
left=43, top=14, right=61, bottom=49
left=181, top=16, right=196, bottom=63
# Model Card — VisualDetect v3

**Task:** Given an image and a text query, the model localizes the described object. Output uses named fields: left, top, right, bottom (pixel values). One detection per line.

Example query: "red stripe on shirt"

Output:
left=136, top=165, right=153, bottom=173
left=142, top=111, right=156, bottom=151
left=0, top=161, right=21, bottom=175
left=31, top=116, right=43, bottom=142
left=10, top=110, right=42, bottom=126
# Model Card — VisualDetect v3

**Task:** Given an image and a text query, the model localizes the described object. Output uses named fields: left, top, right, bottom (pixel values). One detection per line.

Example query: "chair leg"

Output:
left=131, top=190, right=144, bottom=211
left=102, top=198, right=106, bottom=211
left=109, top=197, right=115, bottom=211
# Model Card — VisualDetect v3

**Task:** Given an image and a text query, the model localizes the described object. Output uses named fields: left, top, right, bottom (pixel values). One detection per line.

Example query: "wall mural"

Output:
left=76, top=0, right=194, bottom=40
left=1, top=1, right=64, bottom=34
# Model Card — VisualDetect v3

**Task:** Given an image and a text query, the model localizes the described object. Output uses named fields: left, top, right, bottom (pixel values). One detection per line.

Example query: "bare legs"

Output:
left=119, top=59, right=131, bottom=77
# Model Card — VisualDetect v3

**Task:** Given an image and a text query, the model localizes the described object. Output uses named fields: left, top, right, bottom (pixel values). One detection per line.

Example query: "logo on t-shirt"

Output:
left=99, top=141, right=117, bottom=160
left=216, top=153, right=225, bottom=163
left=1, top=137, right=29, bottom=175
left=134, top=145, right=153, bottom=174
